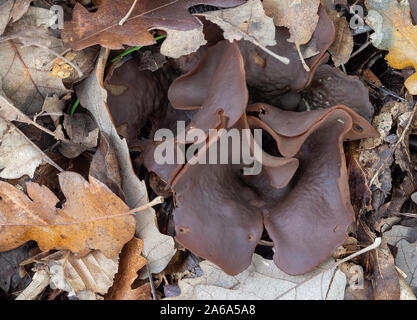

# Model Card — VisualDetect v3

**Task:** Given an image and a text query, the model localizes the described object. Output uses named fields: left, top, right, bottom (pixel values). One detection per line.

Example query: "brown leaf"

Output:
left=89, top=133, right=125, bottom=200
left=0, top=171, right=136, bottom=258
left=325, top=6, right=353, bottom=66
left=105, top=238, right=149, bottom=300
left=357, top=220, right=401, bottom=300
left=62, top=0, right=245, bottom=51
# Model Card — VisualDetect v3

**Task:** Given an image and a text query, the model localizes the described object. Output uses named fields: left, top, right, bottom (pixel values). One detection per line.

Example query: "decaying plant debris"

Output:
left=0, top=0, right=417, bottom=301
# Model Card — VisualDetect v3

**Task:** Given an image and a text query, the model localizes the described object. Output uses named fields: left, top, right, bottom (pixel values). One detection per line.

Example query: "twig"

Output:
left=147, top=266, right=158, bottom=300
left=15, top=270, right=50, bottom=300
left=394, top=212, right=417, bottom=218
left=119, top=0, right=138, bottom=25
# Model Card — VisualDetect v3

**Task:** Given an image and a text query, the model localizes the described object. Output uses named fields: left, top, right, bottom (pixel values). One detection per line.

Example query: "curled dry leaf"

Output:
left=75, top=48, right=175, bottom=275
left=322, top=1, right=353, bottom=67
left=0, top=171, right=136, bottom=258
left=36, top=250, right=119, bottom=297
left=105, top=237, right=149, bottom=300
left=165, top=254, right=346, bottom=300
left=89, top=133, right=125, bottom=200
left=62, top=0, right=245, bottom=50
left=366, top=0, right=417, bottom=94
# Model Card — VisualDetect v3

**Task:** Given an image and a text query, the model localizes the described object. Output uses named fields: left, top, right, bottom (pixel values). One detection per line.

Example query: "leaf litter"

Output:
left=1, top=0, right=417, bottom=301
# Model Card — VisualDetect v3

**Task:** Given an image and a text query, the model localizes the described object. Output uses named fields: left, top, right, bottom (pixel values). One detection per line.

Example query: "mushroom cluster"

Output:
left=138, top=40, right=378, bottom=276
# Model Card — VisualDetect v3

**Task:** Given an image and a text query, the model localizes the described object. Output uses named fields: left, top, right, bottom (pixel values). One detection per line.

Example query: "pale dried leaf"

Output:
left=385, top=225, right=417, bottom=246
left=0, top=0, right=13, bottom=35
left=263, top=0, right=320, bottom=45
left=38, top=250, right=119, bottom=297
left=0, top=117, right=58, bottom=179
left=395, top=239, right=417, bottom=289
left=200, top=0, right=277, bottom=46
left=75, top=48, right=175, bottom=274
left=166, top=254, right=346, bottom=300
left=160, top=24, right=207, bottom=58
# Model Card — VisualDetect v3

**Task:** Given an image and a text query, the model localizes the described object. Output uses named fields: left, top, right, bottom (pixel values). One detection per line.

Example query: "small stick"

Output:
left=119, top=0, right=138, bottom=25
left=147, top=266, right=158, bottom=300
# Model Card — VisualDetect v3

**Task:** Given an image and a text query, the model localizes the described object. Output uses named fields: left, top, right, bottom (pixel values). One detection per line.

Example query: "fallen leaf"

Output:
left=199, top=0, right=289, bottom=64
left=385, top=225, right=417, bottom=246
left=166, top=254, right=346, bottom=300
left=263, top=0, right=320, bottom=45
left=0, top=7, right=70, bottom=114
left=0, top=117, right=61, bottom=179
left=105, top=238, right=148, bottom=300
left=58, top=113, right=99, bottom=159
left=37, top=250, right=119, bottom=297
left=0, top=171, right=136, bottom=258
left=62, top=0, right=244, bottom=51
left=323, top=2, right=353, bottom=66
left=89, top=133, right=125, bottom=200
left=0, top=243, right=30, bottom=294
left=357, top=220, right=400, bottom=300
left=0, top=0, right=14, bottom=35
left=366, top=0, right=417, bottom=94
left=263, top=0, right=320, bottom=69
left=395, top=239, right=417, bottom=290
left=75, top=48, right=176, bottom=274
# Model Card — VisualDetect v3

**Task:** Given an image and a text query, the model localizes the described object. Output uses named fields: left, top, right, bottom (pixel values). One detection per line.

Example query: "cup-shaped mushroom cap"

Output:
left=170, top=105, right=377, bottom=276
left=240, top=5, right=335, bottom=102
left=168, top=40, right=248, bottom=137
left=261, top=108, right=371, bottom=275
left=303, top=64, right=375, bottom=121
left=105, top=58, right=169, bottom=146
left=248, top=103, right=378, bottom=157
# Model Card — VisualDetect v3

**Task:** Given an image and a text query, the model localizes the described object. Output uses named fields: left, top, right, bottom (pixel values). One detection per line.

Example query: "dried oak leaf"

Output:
left=105, top=237, right=148, bottom=300
left=35, top=250, right=119, bottom=297
left=263, top=0, right=320, bottom=46
left=89, top=133, right=125, bottom=200
left=366, top=0, right=417, bottom=94
left=0, top=171, right=136, bottom=258
left=62, top=0, right=245, bottom=51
